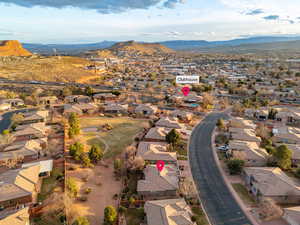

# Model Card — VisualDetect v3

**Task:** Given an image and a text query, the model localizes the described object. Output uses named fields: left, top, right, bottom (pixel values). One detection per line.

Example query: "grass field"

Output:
left=80, top=117, right=148, bottom=158
left=232, top=183, right=256, bottom=205
left=192, top=206, right=210, bottom=225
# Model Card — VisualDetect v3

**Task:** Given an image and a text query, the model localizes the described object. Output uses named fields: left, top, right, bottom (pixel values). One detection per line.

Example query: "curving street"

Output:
left=189, top=112, right=253, bottom=225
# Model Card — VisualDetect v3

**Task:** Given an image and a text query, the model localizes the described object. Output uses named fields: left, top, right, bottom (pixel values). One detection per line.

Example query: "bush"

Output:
left=88, top=145, right=104, bottom=163
left=227, top=159, right=245, bottom=175
left=104, top=206, right=117, bottom=225
left=85, top=188, right=92, bottom=194
left=78, top=196, right=88, bottom=202
left=72, top=216, right=90, bottom=225
left=66, top=178, right=78, bottom=198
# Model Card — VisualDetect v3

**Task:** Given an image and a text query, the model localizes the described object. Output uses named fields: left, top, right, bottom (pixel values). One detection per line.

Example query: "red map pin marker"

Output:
left=181, top=86, right=190, bottom=96
left=156, top=160, right=165, bottom=172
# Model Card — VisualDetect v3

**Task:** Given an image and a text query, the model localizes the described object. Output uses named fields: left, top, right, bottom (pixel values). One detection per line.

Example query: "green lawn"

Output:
left=174, top=139, right=188, bottom=156
left=38, top=168, right=63, bottom=202
left=125, top=208, right=145, bottom=225
left=80, top=117, right=148, bottom=158
left=191, top=206, right=210, bottom=225
left=232, top=183, right=256, bottom=205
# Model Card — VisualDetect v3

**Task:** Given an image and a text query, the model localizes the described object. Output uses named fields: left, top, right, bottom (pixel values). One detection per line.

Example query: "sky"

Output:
left=0, top=0, right=300, bottom=43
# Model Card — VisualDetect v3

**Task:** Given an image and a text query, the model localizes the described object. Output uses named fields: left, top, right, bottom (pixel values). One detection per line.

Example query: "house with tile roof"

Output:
left=229, top=117, right=256, bottom=129
left=155, top=117, right=185, bottom=129
left=0, top=207, right=30, bottom=225
left=243, top=167, right=300, bottom=204
left=20, top=110, right=49, bottom=125
left=144, top=198, right=195, bottom=225
left=272, top=126, right=300, bottom=145
left=229, top=127, right=261, bottom=143
left=137, top=164, right=179, bottom=198
left=144, top=127, right=172, bottom=142
left=137, top=142, right=177, bottom=164
left=283, top=206, right=300, bottom=225
left=229, top=140, right=269, bottom=166
left=135, top=104, right=158, bottom=116
left=13, top=123, right=49, bottom=141
left=0, top=140, right=43, bottom=165
left=0, top=165, right=41, bottom=208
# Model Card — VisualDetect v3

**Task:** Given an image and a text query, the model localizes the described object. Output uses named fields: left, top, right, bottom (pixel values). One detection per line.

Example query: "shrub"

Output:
left=85, top=188, right=92, bottom=194
left=227, top=159, right=245, bottom=175
left=72, top=216, right=90, bottom=225
left=104, top=206, right=117, bottom=225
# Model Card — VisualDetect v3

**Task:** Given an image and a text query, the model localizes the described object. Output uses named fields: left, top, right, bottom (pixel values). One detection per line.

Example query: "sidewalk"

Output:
left=211, top=129, right=260, bottom=225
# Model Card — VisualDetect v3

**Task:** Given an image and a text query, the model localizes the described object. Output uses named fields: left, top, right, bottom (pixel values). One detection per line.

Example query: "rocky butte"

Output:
left=0, top=40, right=32, bottom=57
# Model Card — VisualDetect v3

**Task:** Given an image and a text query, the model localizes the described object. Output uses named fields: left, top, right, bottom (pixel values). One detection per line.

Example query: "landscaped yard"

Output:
left=125, top=208, right=145, bottom=225
left=79, top=117, right=148, bottom=158
left=191, top=205, right=210, bottom=225
left=38, top=167, right=64, bottom=202
left=232, top=183, right=256, bottom=205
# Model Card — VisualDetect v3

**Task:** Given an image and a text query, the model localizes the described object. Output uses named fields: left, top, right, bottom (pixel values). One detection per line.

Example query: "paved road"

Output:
left=0, top=108, right=35, bottom=133
left=189, top=113, right=253, bottom=225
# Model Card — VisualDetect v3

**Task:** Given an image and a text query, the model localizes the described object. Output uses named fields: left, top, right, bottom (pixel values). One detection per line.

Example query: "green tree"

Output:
left=68, top=113, right=80, bottom=138
left=227, top=159, right=245, bottom=175
left=72, top=216, right=90, bottom=225
left=81, top=153, right=92, bottom=168
left=274, top=145, right=292, bottom=170
left=88, top=145, right=104, bottom=163
left=216, top=118, right=225, bottom=131
left=2, top=129, right=9, bottom=135
left=66, top=177, right=78, bottom=198
left=69, top=142, right=84, bottom=161
left=166, top=129, right=180, bottom=147
left=104, top=205, right=117, bottom=225
left=62, top=86, right=72, bottom=97
left=84, top=86, right=94, bottom=97
left=114, top=159, right=122, bottom=171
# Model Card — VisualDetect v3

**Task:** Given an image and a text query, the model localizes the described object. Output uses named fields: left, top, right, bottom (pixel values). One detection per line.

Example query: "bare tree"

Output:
left=128, top=156, right=145, bottom=171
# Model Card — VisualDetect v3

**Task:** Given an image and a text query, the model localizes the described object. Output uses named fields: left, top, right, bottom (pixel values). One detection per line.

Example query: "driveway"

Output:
left=189, top=112, right=253, bottom=225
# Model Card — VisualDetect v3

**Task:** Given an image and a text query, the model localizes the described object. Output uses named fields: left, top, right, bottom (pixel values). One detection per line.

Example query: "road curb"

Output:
left=211, top=128, right=260, bottom=225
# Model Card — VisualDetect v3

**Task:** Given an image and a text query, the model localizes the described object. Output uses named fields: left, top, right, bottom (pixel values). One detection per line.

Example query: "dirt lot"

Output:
left=67, top=161, right=121, bottom=225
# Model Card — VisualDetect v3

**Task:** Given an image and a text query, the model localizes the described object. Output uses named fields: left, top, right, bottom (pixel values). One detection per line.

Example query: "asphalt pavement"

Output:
left=189, top=112, right=253, bottom=225
left=0, top=108, right=35, bottom=133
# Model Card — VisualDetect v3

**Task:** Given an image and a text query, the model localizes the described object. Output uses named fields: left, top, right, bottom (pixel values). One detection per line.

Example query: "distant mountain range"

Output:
left=22, top=36, right=300, bottom=55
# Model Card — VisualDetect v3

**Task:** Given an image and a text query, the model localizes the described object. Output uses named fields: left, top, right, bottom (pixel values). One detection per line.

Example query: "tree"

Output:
left=69, top=142, right=84, bottom=161
left=84, top=86, right=94, bottom=97
left=104, top=206, right=117, bottom=225
left=11, top=113, right=24, bottom=125
left=81, top=153, right=92, bottom=168
left=114, top=159, right=122, bottom=171
left=274, top=145, right=292, bottom=170
left=166, top=129, right=180, bottom=147
left=66, top=178, right=78, bottom=198
left=68, top=113, right=80, bottom=138
left=128, top=156, right=145, bottom=171
left=202, top=93, right=214, bottom=110
left=88, top=145, right=103, bottom=163
left=268, top=109, right=278, bottom=120
left=62, top=86, right=72, bottom=97
left=216, top=118, right=225, bottom=131
left=227, top=159, right=245, bottom=175
left=72, top=216, right=90, bottom=225
left=2, top=129, right=9, bottom=135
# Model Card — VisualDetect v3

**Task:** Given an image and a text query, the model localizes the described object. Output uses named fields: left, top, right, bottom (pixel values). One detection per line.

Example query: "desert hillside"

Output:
left=0, top=56, right=100, bottom=83
left=0, top=40, right=32, bottom=56
left=86, top=40, right=174, bottom=57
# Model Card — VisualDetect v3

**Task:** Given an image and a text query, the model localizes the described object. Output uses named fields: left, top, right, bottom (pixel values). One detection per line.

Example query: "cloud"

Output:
left=263, top=15, right=280, bottom=20
left=246, top=9, right=264, bottom=15
left=163, top=0, right=185, bottom=8
left=0, top=0, right=185, bottom=13
left=0, top=28, right=15, bottom=36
